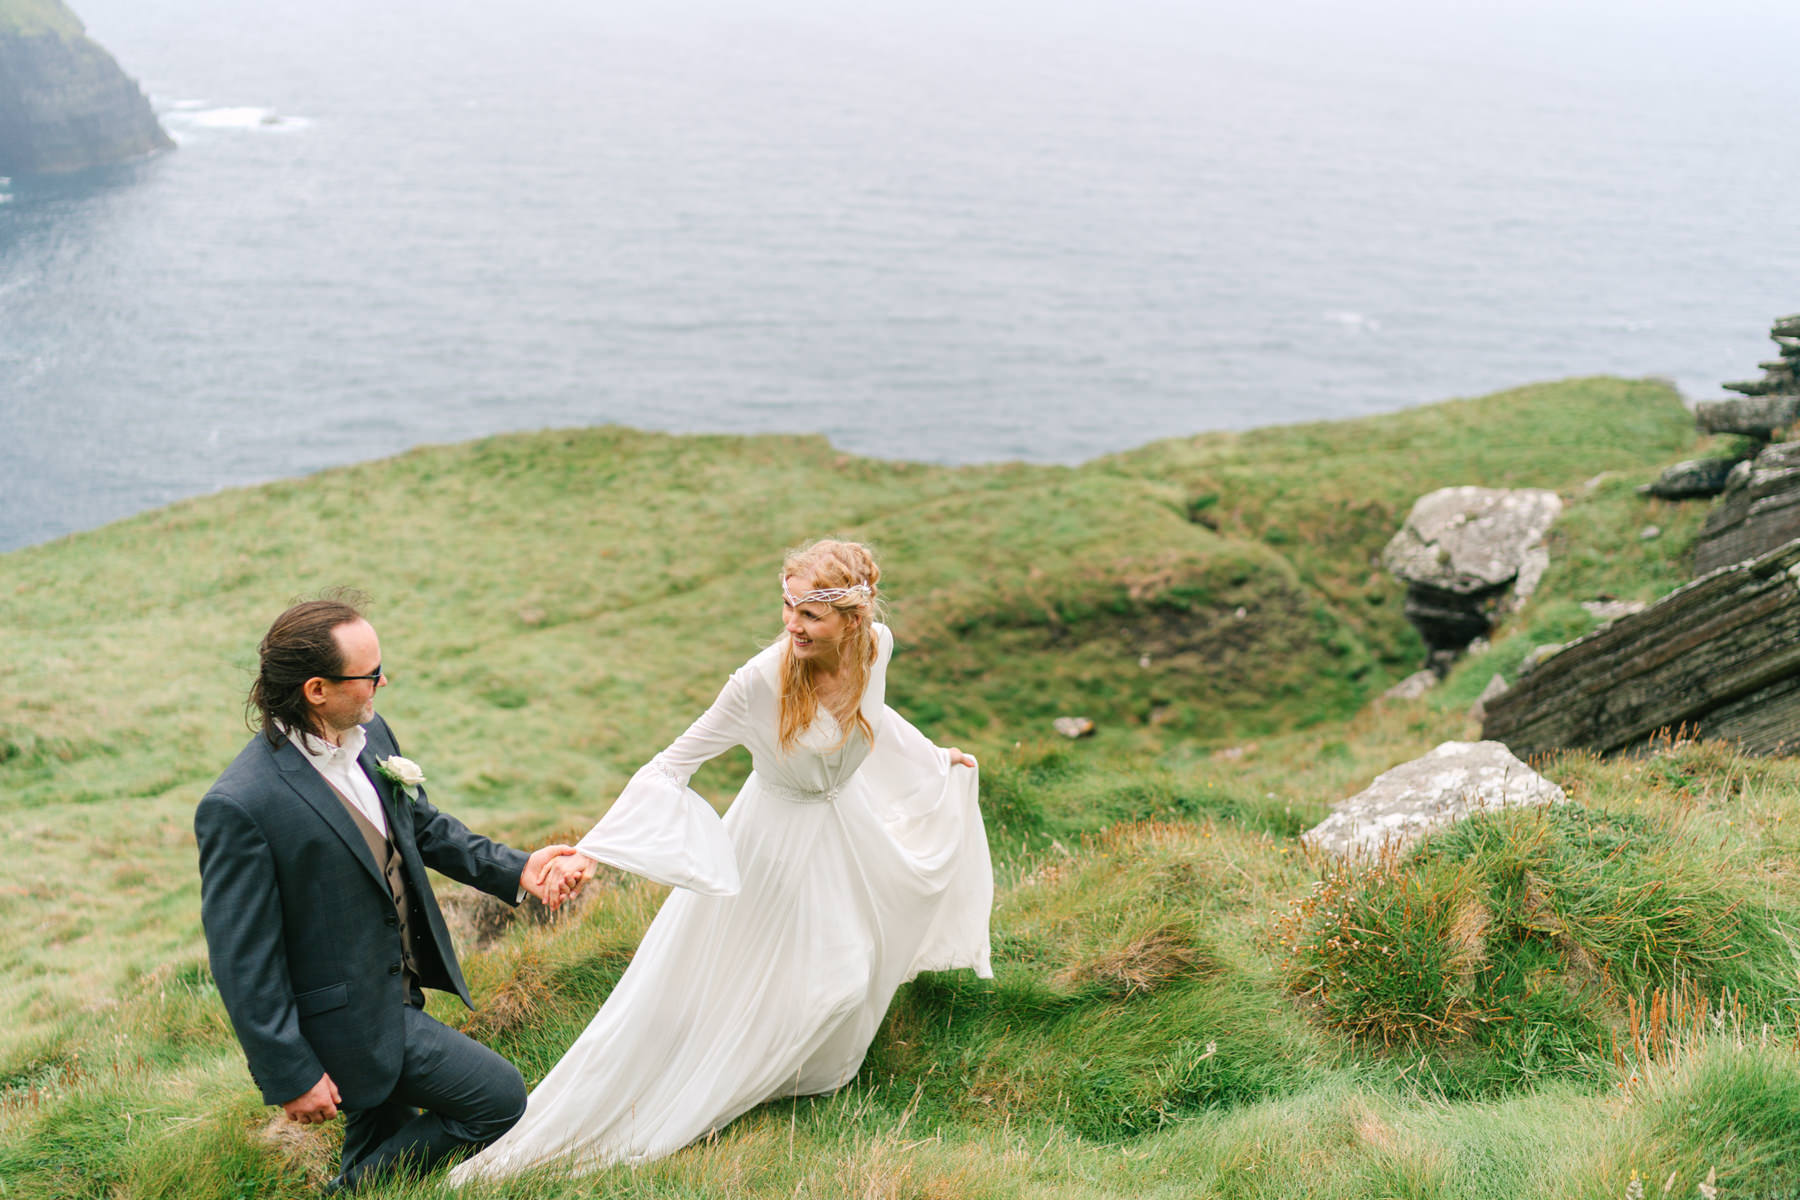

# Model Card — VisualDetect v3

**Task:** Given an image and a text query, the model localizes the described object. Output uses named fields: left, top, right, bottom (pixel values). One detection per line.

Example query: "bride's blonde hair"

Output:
left=777, top=539, right=884, bottom=753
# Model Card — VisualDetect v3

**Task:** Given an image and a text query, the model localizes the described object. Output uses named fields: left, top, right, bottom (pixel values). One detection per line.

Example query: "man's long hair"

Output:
left=246, top=589, right=368, bottom=745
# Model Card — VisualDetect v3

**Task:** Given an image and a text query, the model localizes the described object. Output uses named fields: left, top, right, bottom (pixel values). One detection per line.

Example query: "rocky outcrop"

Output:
left=1695, top=394, right=1800, bottom=439
left=1722, top=314, right=1800, bottom=398
left=1481, top=539, right=1800, bottom=757
left=1382, top=487, right=1562, bottom=669
left=1485, top=316, right=1800, bottom=760
left=1639, top=456, right=1740, bottom=500
left=1689, top=317, right=1800, bottom=443
left=1580, top=598, right=1646, bottom=622
left=0, top=1, right=171, bottom=175
left=1692, top=441, right=1800, bottom=576
left=1301, top=741, right=1565, bottom=858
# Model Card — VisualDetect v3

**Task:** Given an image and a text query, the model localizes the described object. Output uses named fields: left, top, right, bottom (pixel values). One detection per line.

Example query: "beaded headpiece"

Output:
left=783, top=581, right=872, bottom=608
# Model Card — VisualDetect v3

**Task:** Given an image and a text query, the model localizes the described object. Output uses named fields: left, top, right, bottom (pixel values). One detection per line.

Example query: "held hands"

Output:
left=541, top=851, right=598, bottom=902
left=522, top=844, right=597, bottom=910
left=283, top=1072, right=341, bottom=1124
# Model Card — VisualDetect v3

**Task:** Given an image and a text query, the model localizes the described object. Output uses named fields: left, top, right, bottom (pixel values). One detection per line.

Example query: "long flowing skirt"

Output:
left=449, top=721, right=991, bottom=1182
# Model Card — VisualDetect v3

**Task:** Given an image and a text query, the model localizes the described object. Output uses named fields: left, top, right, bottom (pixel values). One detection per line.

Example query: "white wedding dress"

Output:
left=449, top=624, right=992, bottom=1182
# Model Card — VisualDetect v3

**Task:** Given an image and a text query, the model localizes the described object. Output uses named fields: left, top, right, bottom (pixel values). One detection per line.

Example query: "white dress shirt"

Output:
left=289, top=723, right=388, bottom=838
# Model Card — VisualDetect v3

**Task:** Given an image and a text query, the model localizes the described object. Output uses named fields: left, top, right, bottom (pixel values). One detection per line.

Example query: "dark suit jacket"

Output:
left=195, top=713, right=529, bottom=1109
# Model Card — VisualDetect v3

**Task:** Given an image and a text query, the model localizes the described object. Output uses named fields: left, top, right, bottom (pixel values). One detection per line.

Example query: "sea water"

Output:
left=2, top=0, right=1797, bottom=551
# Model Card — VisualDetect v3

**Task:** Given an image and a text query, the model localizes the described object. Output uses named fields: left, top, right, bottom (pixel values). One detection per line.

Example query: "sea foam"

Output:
left=1325, top=310, right=1382, bottom=333
left=163, top=106, right=312, bottom=133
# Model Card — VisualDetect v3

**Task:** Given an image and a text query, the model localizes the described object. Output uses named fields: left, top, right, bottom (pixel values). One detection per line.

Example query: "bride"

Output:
left=449, top=539, right=993, bottom=1182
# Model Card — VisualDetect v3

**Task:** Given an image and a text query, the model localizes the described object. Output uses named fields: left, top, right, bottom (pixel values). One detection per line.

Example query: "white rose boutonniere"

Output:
left=376, top=755, right=426, bottom=802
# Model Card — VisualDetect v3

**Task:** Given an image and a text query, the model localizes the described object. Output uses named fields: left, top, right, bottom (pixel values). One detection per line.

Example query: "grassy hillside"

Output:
left=0, top=0, right=82, bottom=38
left=6, top=376, right=1793, bottom=1199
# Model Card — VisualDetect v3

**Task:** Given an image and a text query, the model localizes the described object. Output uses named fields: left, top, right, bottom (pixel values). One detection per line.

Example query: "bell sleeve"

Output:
left=573, top=667, right=750, bottom=896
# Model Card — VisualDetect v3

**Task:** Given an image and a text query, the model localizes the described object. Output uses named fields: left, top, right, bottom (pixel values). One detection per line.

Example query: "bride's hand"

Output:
left=545, top=852, right=599, bottom=903
left=524, top=845, right=596, bottom=909
left=945, top=746, right=977, bottom=769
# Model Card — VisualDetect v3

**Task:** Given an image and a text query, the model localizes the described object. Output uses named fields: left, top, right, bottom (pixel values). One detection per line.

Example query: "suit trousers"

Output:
left=337, top=999, right=527, bottom=1190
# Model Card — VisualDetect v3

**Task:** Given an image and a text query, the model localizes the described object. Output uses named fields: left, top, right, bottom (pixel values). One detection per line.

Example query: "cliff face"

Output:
left=0, top=0, right=172, bottom=175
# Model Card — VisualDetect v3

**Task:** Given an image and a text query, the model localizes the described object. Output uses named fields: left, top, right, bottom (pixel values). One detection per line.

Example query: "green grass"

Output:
left=8, top=375, right=1798, bottom=1198
left=0, top=0, right=83, bottom=38
left=1276, top=791, right=1800, bottom=1097
left=1105, top=375, right=1698, bottom=668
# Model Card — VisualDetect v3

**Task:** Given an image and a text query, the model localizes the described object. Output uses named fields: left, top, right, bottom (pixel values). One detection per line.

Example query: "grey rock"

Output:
left=1399, top=584, right=1498, bottom=662
left=1482, top=539, right=1800, bottom=757
left=1638, top=457, right=1740, bottom=500
left=1468, top=674, right=1509, bottom=724
left=1640, top=525, right=1662, bottom=540
left=1692, top=441, right=1800, bottom=576
left=1382, top=487, right=1562, bottom=657
left=1509, top=545, right=1552, bottom=611
left=1723, top=379, right=1790, bottom=397
left=1383, top=487, right=1564, bottom=594
left=1695, top=395, right=1800, bottom=437
left=1517, top=643, right=1564, bottom=676
left=1722, top=316, right=1800, bottom=398
left=1582, top=599, right=1648, bottom=623
left=1052, top=716, right=1095, bottom=739
left=1301, top=741, right=1565, bottom=859
left=1383, top=669, right=1439, bottom=701
left=0, top=3, right=173, bottom=175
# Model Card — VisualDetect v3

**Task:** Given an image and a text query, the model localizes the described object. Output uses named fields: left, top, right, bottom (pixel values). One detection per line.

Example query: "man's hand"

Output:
left=543, top=851, right=598, bottom=902
left=523, top=845, right=594, bottom=910
left=282, top=1073, right=341, bottom=1124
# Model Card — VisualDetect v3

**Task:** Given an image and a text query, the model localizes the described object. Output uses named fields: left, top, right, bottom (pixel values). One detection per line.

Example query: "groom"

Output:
left=195, top=593, right=584, bottom=1192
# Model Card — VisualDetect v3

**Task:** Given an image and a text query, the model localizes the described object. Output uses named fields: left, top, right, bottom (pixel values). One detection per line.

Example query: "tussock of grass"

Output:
left=1054, top=921, right=1208, bottom=997
left=866, top=817, right=1329, bottom=1141
left=1275, top=758, right=1800, bottom=1100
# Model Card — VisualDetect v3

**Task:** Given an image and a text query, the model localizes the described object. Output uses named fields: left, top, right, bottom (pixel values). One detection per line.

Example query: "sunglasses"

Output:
left=322, top=664, right=384, bottom=683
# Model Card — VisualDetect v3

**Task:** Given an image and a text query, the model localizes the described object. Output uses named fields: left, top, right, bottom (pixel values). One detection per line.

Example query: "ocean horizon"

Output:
left=3, top=0, right=1798, bottom=553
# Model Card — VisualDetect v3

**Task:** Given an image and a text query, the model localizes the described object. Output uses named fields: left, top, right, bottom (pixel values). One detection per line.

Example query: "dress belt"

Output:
left=762, top=779, right=842, bottom=805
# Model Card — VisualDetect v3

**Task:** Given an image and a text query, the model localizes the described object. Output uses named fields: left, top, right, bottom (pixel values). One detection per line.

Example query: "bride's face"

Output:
left=782, top=576, right=853, bottom=667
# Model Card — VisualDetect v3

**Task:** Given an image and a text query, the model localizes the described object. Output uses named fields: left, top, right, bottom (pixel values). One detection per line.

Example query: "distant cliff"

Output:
left=0, top=0, right=171, bottom=175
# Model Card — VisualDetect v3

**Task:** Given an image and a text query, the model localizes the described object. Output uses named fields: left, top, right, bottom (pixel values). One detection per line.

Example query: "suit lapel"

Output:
left=357, top=741, right=413, bottom=851
left=271, top=737, right=389, bottom=892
